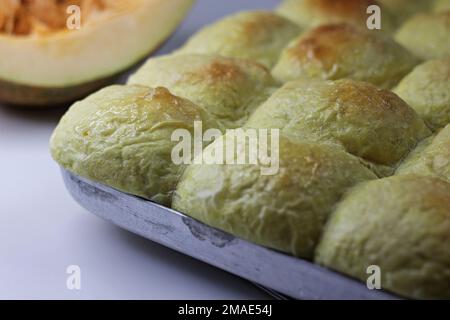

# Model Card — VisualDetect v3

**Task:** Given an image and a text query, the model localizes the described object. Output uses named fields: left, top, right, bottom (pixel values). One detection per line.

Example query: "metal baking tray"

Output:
left=61, top=168, right=399, bottom=300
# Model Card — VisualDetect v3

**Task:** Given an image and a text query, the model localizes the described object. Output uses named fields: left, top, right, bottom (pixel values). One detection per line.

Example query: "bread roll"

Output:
left=394, top=58, right=450, bottom=131
left=276, top=0, right=396, bottom=33
left=173, top=135, right=377, bottom=258
left=434, top=0, right=450, bottom=12
left=315, top=175, right=450, bottom=299
left=128, top=54, right=277, bottom=129
left=396, top=125, right=450, bottom=182
left=395, top=11, right=450, bottom=60
left=379, top=0, right=433, bottom=24
left=175, top=11, right=300, bottom=68
left=246, top=79, right=431, bottom=176
left=50, top=85, right=219, bottom=206
left=271, top=24, right=418, bottom=88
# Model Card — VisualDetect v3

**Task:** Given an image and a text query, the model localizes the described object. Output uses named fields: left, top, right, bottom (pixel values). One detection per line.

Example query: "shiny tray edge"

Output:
left=61, top=168, right=400, bottom=300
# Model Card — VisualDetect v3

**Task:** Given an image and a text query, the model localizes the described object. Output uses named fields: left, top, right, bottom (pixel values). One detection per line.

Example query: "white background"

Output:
left=0, top=0, right=279, bottom=299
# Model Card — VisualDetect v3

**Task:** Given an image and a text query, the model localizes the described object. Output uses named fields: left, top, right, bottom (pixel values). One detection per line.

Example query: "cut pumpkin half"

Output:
left=0, top=0, right=195, bottom=106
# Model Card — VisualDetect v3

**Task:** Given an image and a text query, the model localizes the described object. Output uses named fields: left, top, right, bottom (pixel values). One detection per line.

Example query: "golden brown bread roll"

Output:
left=395, top=11, right=450, bottom=60
left=173, top=135, right=377, bottom=258
left=394, top=57, right=450, bottom=131
left=128, top=54, right=277, bottom=129
left=276, top=0, right=396, bottom=33
left=50, top=85, right=219, bottom=206
left=315, top=175, right=450, bottom=300
left=175, top=11, right=301, bottom=68
left=272, top=24, right=419, bottom=88
left=396, top=124, right=450, bottom=182
left=246, top=79, right=431, bottom=176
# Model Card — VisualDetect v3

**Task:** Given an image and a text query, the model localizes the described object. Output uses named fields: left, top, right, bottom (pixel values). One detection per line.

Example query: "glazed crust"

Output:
left=246, top=79, right=431, bottom=175
left=394, top=58, right=450, bottom=131
left=173, top=136, right=376, bottom=258
left=396, top=125, right=450, bottom=182
left=395, top=11, right=450, bottom=60
left=315, top=175, right=450, bottom=299
left=175, top=11, right=301, bottom=68
left=50, top=85, right=219, bottom=206
left=271, top=24, right=419, bottom=87
left=276, top=0, right=396, bottom=33
left=128, top=54, right=277, bottom=129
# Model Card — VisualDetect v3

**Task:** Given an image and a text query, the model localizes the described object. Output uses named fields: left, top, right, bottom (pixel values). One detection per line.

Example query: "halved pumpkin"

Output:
left=0, top=0, right=195, bottom=106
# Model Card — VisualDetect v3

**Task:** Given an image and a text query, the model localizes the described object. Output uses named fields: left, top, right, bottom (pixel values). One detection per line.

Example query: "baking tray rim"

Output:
left=60, top=167, right=401, bottom=300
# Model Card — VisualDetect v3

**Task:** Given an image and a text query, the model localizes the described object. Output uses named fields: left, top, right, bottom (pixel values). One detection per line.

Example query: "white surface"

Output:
left=0, top=0, right=279, bottom=299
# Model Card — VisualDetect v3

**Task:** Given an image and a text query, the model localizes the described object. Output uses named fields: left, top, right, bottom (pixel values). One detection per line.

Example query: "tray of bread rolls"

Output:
left=50, top=0, right=450, bottom=300
left=61, top=168, right=398, bottom=300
